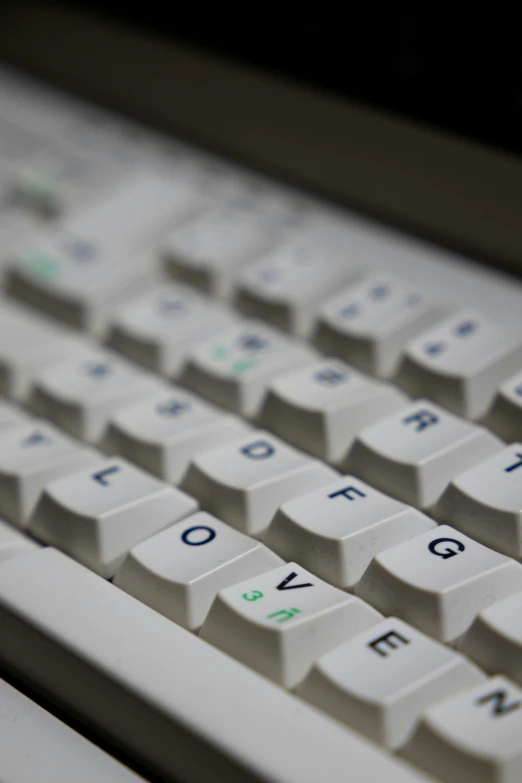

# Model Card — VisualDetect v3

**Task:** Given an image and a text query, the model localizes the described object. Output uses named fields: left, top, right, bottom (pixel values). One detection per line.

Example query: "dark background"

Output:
left=58, top=5, right=522, bottom=157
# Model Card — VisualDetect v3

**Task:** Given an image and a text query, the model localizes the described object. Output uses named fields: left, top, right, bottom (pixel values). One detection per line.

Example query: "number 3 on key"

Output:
left=243, top=590, right=264, bottom=601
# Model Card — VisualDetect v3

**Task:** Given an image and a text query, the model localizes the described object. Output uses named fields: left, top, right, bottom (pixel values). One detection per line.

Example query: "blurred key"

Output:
left=181, top=320, right=317, bottom=417
left=0, top=301, right=91, bottom=400
left=105, top=282, right=237, bottom=377
left=163, top=203, right=283, bottom=299
left=102, top=386, right=249, bottom=483
left=258, top=358, right=407, bottom=463
left=483, top=369, right=522, bottom=442
left=6, top=169, right=206, bottom=333
left=30, top=349, right=162, bottom=442
left=236, top=224, right=361, bottom=337
left=313, top=273, right=443, bottom=377
left=395, top=310, right=522, bottom=419
left=0, top=420, right=98, bottom=527
left=0, top=399, right=30, bottom=432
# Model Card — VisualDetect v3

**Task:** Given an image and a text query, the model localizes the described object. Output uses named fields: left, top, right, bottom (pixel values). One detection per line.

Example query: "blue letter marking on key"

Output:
left=505, top=453, right=522, bottom=473
left=92, top=466, right=120, bottom=486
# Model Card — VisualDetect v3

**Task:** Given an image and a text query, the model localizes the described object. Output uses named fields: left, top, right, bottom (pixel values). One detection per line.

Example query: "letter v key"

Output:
left=276, top=571, right=314, bottom=590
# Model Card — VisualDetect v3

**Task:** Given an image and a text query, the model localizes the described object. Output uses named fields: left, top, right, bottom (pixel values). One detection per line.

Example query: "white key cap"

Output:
left=298, top=617, right=484, bottom=749
left=0, top=677, right=144, bottom=783
left=115, top=511, right=283, bottom=630
left=6, top=170, right=201, bottom=333
left=460, top=591, right=522, bottom=685
left=313, top=273, right=444, bottom=377
left=0, top=302, right=92, bottom=400
left=347, top=399, right=502, bottom=509
left=0, top=421, right=98, bottom=527
left=182, top=430, right=337, bottom=537
left=0, top=548, right=433, bottom=783
left=12, top=145, right=125, bottom=217
left=235, top=224, right=360, bottom=337
left=395, top=309, right=522, bottom=419
left=0, top=399, right=30, bottom=432
left=0, top=518, right=40, bottom=564
left=29, top=349, right=162, bottom=442
left=0, top=208, right=42, bottom=267
left=483, top=369, right=522, bottom=442
left=163, top=204, right=282, bottom=299
left=356, top=525, right=522, bottom=643
left=201, top=561, right=381, bottom=687
left=436, top=445, right=522, bottom=558
left=102, top=387, right=250, bottom=483
left=105, top=282, right=237, bottom=376
left=264, top=476, right=436, bottom=589
left=402, top=676, right=522, bottom=783
left=29, top=457, right=197, bottom=577
left=258, top=358, right=408, bottom=463
left=181, top=320, right=317, bottom=417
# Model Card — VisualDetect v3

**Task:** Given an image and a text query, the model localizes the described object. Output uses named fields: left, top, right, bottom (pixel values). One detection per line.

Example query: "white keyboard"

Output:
left=2, top=66, right=522, bottom=783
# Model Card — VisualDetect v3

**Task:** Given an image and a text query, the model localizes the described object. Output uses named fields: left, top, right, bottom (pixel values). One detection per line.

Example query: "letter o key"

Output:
left=181, top=526, right=216, bottom=546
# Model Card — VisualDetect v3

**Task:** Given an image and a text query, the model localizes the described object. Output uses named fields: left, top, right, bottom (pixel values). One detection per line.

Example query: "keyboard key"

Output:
left=102, top=387, right=250, bottom=483
left=114, top=511, right=283, bottom=630
left=0, top=677, right=144, bottom=783
left=258, top=358, right=408, bottom=463
left=0, top=518, right=40, bottom=564
left=181, top=320, right=317, bottom=417
left=346, top=399, right=502, bottom=509
left=395, top=310, right=522, bottom=419
left=29, top=349, right=162, bottom=442
left=6, top=170, right=196, bottom=333
left=264, top=476, right=436, bottom=589
left=0, top=421, right=98, bottom=527
left=182, top=430, right=337, bottom=536
left=0, top=208, right=42, bottom=268
left=313, top=273, right=443, bottom=377
left=235, top=223, right=360, bottom=337
left=460, top=591, right=522, bottom=686
left=356, top=525, right=522, bottom=643
left=201, top=561, right=381, bottom=687
left=483, top=369, right=522, bottom=442
left=163, top=204, right=282, bottom=299
left=0, top=301, right=91, bottom=400
left=105, top=282, right=237, bottom=376
left=12, top=144, right=125, bottom=217
left=0, top=399, right=30, bottom=432
left=402, top=676, right=522, bottom=783
left=298, top=617, right=484, bottom=749
left=436, top=444, right=522, bottom=558
left=0, top=547, right=433, bottom=783
left=29, top=457, right=197, bottom=577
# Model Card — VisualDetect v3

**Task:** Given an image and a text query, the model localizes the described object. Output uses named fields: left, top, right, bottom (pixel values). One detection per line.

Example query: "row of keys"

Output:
left=6, top=302, right=522, bottom=564
left=6, top=481, right=522, bottom=783
left=104, top=289, right=522, bottom=440
left=4, top=150, right=522, bottom=433
left=1, top=346, right=520, bottom=553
